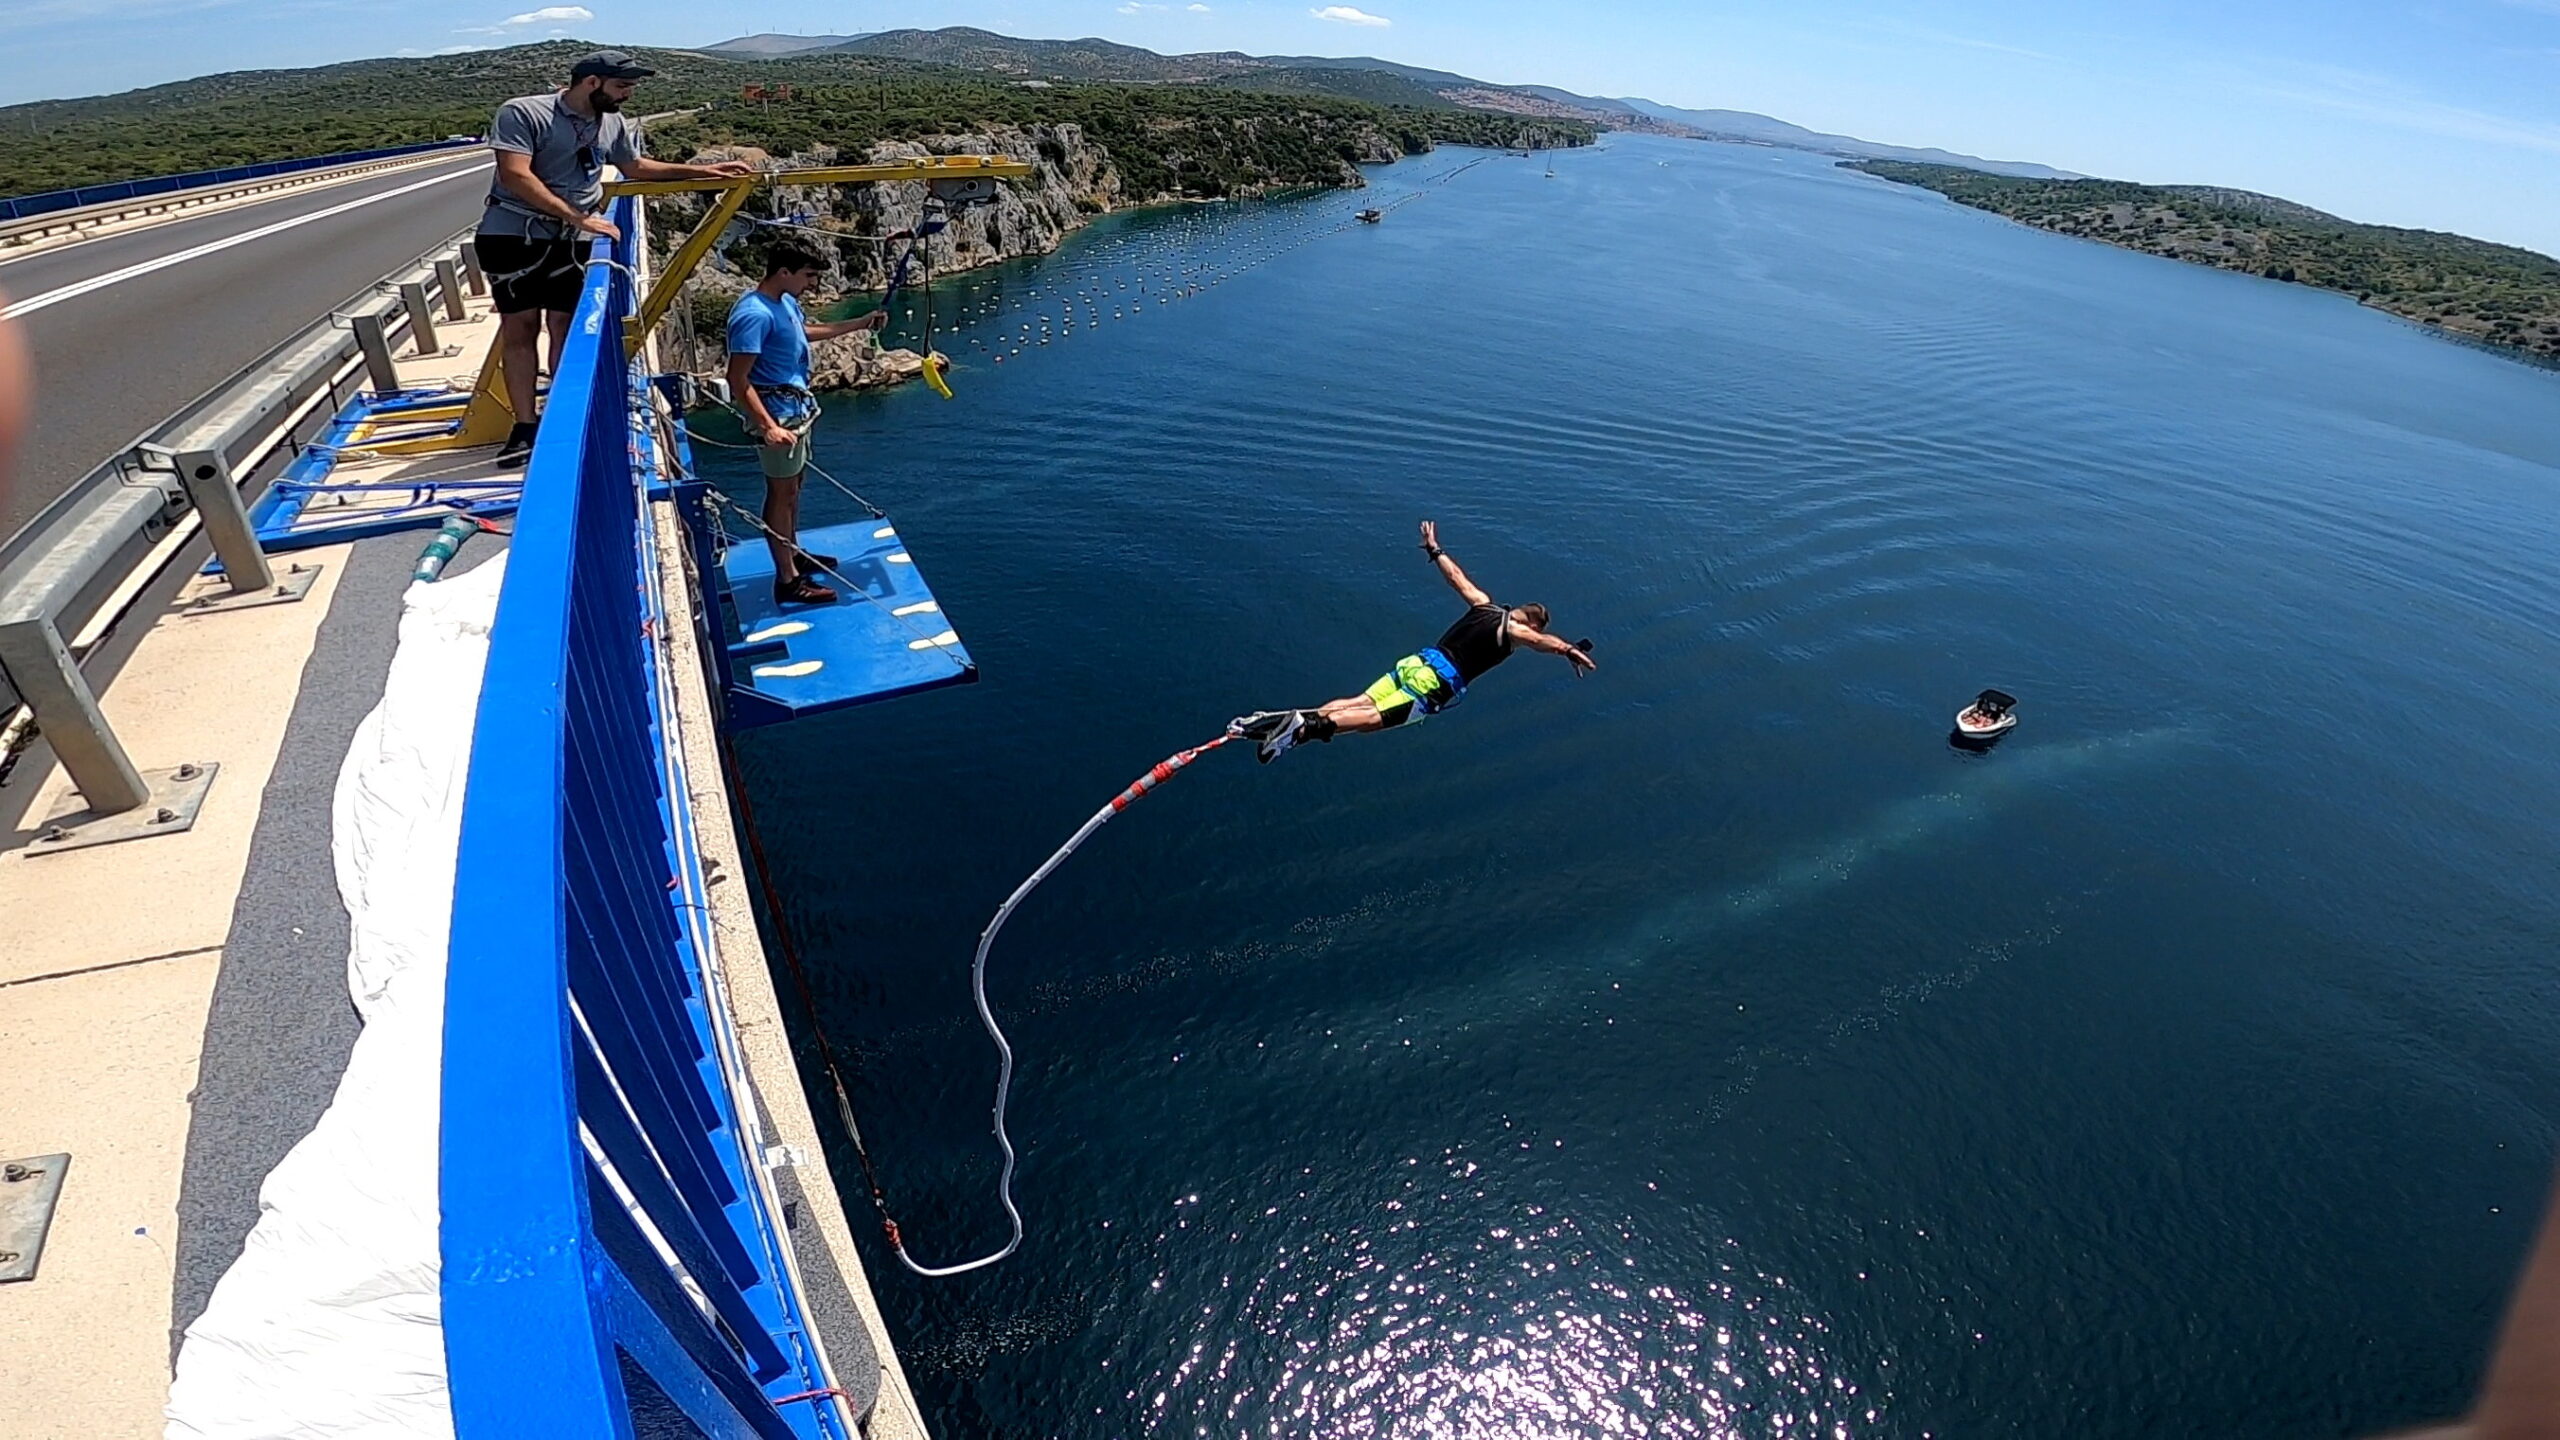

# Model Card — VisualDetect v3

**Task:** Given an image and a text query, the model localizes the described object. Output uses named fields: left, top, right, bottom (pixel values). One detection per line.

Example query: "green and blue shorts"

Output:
left=1363, top=647, right=1466, bottom=727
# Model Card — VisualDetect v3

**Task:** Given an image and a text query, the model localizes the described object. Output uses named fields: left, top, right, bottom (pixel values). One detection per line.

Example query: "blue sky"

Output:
left=8, top=0, right=2558, bottom=254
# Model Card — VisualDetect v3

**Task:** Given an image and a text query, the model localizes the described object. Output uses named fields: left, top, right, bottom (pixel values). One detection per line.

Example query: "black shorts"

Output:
left=474, top=233, right=593, bottom=316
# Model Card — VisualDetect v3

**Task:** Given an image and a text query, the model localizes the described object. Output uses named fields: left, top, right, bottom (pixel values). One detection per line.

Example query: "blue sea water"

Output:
left=713, top=133, right=2560, bottom=1438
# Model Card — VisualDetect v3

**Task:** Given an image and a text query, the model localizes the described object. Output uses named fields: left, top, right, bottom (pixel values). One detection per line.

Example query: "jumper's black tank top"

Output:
left=1435, top=603, right=1514, bottom=683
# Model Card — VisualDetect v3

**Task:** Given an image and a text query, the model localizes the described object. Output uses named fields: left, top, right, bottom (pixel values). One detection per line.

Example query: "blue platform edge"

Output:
left=719, top=516, right=978, bottom=726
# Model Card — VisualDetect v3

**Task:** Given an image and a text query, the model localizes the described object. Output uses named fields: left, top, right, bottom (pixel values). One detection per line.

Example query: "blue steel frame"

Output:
left=441, top=201, right=853, bottom=1440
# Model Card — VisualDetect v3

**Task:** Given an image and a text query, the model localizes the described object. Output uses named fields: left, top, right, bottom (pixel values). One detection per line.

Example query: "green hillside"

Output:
left=0, top=40, right=1590, bottom=201
left=827, top=27, right=1259, bottom=83
left=1854, top=161, right=2560, bottom=361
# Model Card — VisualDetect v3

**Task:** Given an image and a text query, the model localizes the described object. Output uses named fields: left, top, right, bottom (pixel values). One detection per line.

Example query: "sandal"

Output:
left=773, top=575, right=837, bottom=606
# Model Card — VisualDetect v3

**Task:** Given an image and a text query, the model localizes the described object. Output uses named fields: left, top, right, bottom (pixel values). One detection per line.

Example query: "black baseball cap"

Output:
left=571, top=50, right=656, bottom=81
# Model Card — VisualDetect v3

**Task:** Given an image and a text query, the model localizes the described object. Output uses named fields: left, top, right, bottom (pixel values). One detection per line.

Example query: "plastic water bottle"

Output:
left=414, top=515, right=478, bottom=583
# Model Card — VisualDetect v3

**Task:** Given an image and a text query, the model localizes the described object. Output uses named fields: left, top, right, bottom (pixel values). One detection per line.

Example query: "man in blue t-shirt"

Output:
left=726, top=242, right=889, bottom=605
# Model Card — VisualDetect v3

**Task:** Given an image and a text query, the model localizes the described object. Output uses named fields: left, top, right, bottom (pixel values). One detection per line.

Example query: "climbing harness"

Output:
left=690, top=389, right=892, bottom=518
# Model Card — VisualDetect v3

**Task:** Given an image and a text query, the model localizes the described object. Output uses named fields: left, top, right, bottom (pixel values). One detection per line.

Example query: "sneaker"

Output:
left=1228, top=709, right=1310, bottom=765
left=793, top=549, right=839, bottom=572
left=774, top=575, right=837, bottom=607
left=494, top=425, right=536, bottom=470
left=1228, top=711, right=1295, bottom=742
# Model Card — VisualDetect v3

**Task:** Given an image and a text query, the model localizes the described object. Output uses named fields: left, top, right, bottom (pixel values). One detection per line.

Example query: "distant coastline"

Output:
left=1849, top=160, right=2560, bottom=365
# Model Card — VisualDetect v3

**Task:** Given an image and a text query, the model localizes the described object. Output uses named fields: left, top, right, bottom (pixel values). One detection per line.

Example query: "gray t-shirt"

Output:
left=478, top=93, right=641, bottom=239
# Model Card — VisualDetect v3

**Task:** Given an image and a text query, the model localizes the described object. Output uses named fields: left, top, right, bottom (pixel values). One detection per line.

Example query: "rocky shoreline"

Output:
left=657, top=121, right=1397, bottom=394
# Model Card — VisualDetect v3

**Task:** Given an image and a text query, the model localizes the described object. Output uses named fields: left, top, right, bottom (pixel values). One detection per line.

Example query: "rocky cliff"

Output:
left=662, top=120, right=1374, bottom=391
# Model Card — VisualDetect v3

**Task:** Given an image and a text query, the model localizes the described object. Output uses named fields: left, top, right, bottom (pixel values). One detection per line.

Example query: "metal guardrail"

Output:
left=0, top=139, right=478, bottom=225
left=441, top=199, right=853, bottom=1439
left=0, top=231, right=480, bottom=836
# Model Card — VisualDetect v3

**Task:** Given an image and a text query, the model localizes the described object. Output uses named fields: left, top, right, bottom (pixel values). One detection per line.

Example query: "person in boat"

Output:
left=1957, top=690, right=2017, bottom=730
left=1231, top=521, right=1595, bottom=763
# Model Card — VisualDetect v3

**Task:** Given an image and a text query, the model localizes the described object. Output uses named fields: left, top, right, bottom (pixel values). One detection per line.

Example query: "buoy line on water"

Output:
left=760, top=148, right=1505, bottom=376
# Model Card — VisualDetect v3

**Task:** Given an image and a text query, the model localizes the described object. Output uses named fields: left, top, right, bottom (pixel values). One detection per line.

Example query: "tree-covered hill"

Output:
left=1852, top=161, right=2560, bottom=362
left=0, top=40, right=1591, bottom=200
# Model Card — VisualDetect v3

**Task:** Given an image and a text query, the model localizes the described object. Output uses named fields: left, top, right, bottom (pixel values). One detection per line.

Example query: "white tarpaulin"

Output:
left=166, top=556, right=506, bottom=1440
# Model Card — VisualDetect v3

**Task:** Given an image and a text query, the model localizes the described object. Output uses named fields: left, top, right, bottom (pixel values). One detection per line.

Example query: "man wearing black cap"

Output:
left=477, top=51, right=753, bottom=467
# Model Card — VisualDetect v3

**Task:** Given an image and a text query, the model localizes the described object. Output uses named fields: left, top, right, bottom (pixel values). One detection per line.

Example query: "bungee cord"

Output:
left=695, top=146, right=1531, bottom=1278
left=731, top=726, right=1246, bottom=1279
left=892, top=729, right=1237, bottom=1276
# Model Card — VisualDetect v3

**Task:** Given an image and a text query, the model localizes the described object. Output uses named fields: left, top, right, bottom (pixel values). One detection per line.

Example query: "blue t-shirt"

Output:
left=725, top=290, right=812, bottom=393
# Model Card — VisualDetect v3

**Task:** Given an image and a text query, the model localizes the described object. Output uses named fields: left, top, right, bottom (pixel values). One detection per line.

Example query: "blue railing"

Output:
left=0, top=139, right=477, bottom=222
left=441, top=202, right=850, bottom=1439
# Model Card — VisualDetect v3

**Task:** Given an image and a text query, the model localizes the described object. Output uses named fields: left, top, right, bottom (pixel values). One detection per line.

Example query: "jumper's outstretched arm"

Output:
left=1418, top=519, right=1490, bottom=606
left=1512, top=624, right=1597, bottom=675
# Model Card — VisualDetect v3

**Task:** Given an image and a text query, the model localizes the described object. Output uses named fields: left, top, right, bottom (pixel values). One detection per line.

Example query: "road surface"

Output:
left=0, top=151, right=493, bottom=538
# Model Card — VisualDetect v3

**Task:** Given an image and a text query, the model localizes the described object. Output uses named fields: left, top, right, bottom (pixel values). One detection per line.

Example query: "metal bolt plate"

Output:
left=0, top=1154, right=71, bottom=1283
left=182, top=560, right=322, bottom=616
left=24, top=762, right=219, bottom=856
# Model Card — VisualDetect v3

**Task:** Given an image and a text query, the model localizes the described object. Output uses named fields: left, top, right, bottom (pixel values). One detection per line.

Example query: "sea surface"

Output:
left=709, top=133, right=2560, bottom=1438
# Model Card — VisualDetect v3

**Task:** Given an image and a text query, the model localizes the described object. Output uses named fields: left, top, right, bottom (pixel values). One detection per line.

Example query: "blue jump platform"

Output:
left=719, top=516, right=977, bottom=727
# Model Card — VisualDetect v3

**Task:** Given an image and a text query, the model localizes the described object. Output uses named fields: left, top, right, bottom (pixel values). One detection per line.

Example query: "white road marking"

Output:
left=2, top=167, right=480, bottom=319
left=743, top=620, right=813, bottom=643
left=890, top=600, right=940, bottom=617
left=906, top=629, right=962, bottom=650
left=886, top=552, right=912, bottom=564
left=872, top=525, right=896, bottom=539
left=753, top=660, right=825, bottom=679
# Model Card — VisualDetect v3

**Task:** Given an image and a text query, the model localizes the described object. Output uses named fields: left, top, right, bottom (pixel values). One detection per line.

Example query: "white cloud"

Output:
left=1189, top=2, right=1212, bottom=9
left=1117, top=2, right=1165, bottom=11
left=1311, top=5, right=1389, bottom=25
left=455, top=3, right=587, bottom=34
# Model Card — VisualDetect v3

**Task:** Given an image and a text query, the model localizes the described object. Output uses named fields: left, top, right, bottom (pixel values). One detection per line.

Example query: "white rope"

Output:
left=892, top=731, right=1237, bottom=1277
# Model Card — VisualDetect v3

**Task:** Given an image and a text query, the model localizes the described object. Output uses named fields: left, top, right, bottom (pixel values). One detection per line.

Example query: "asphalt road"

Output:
left=0, top=151, right=494, bottom=538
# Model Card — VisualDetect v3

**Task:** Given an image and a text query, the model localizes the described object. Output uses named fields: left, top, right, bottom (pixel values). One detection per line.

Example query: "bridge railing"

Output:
left=440, top=200, right=849, bottom=1440
left=0, top=235, right=477, bottom=844
left=0, top=139, right=477, bottom=223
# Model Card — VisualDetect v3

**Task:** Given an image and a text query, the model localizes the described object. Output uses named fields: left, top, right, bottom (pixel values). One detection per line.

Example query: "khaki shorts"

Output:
left=757, top=416, right=814, bottom=480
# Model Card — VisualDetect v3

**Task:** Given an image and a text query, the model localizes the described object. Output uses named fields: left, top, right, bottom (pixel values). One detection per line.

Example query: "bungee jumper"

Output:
left=1230, top=520, right=1596, bottom=763
left=824, top=519, right=1597, bottom=1278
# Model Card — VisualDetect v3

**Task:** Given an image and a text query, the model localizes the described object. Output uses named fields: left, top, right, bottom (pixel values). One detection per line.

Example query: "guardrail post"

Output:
left=161, top=447, right=276, bottom=595
left=435, top=258, right=469, bottom=322
left=460, top=243, right=487, bottom=296
left=400, top=280, right=441, bottom=356
left=351, top=311, right=402, bottom=394
left=0, top=616, right=150, bottom=817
